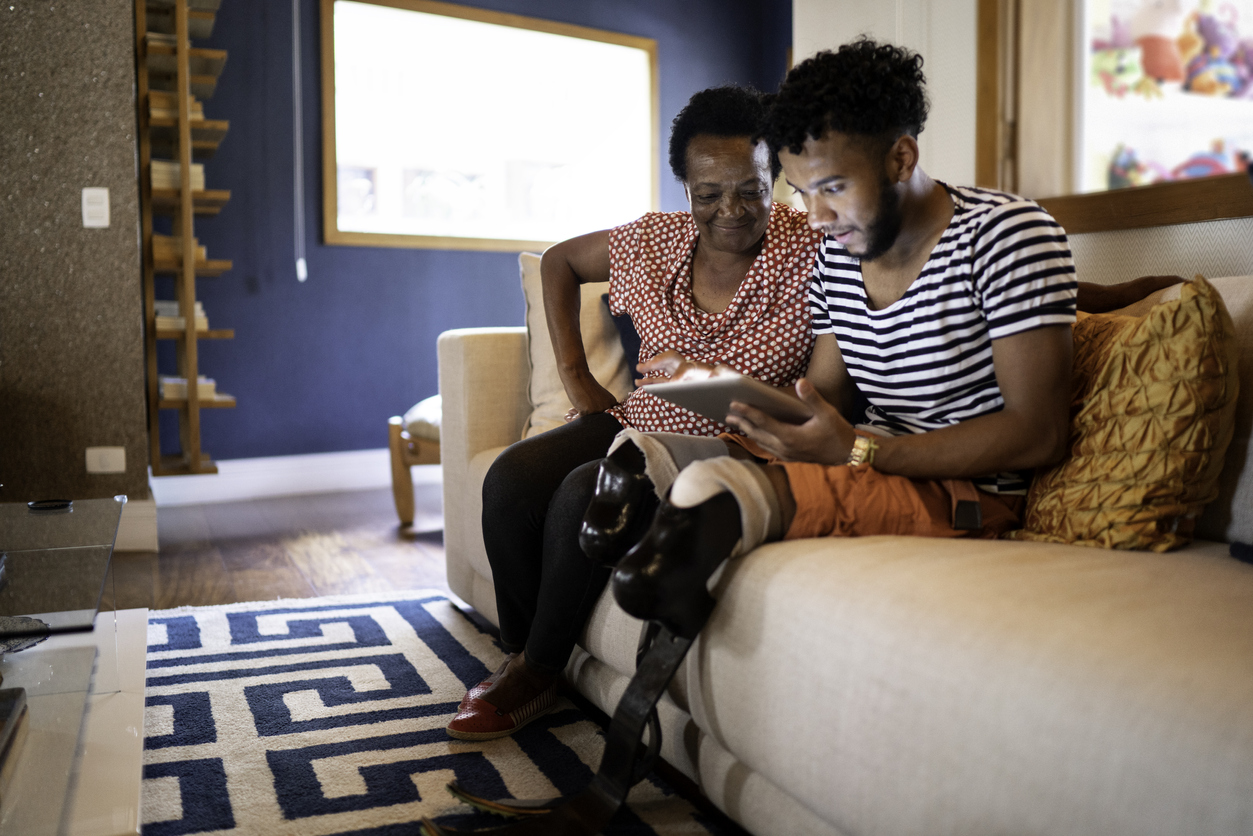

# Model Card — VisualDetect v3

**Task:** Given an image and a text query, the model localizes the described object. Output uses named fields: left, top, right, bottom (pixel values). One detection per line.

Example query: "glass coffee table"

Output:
left=0, top=497, right=145, bottom=836
left=0, top=496, right=122, bottom=636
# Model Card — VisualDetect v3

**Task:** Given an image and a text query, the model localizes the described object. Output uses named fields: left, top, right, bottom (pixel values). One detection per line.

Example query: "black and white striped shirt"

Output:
left=810, top=184, right=1077, bottom=493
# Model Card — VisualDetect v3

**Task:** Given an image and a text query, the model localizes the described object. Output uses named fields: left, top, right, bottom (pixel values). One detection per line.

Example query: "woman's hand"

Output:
left=1076, top=275, right=1184, bottom=313
left=636, top=349, right=737, bottom=386
left=725, top=377, right=857, bottom=464
left=563, top=374, right=619, bottom=422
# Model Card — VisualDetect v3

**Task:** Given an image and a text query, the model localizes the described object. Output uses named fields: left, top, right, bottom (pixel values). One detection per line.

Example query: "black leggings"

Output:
left=481, top=412, right=624, bottom=674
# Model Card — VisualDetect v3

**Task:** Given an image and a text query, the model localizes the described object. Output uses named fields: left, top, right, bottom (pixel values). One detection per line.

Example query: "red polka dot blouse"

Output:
left=605, top=204, right=822, bottom=436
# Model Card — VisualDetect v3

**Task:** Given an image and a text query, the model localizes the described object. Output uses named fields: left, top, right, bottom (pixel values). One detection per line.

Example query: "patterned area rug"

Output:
left=142, top=591, right=726, bottom=836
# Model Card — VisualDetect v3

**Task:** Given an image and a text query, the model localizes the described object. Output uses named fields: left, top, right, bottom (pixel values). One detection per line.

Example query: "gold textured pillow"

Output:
left=1008, top=276, right=1239, bottom=551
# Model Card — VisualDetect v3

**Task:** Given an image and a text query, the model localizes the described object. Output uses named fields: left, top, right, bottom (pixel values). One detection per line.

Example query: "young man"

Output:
left=607, top=39, right=1086, bottom=635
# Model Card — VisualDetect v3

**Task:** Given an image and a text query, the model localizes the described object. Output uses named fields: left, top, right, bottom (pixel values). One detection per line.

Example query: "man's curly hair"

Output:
left=762, top=39, right=929, bottom=156
left=668, top=85, right=781, bottom=182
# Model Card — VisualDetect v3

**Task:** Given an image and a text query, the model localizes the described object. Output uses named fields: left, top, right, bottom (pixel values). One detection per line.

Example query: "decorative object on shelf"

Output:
left=136, top=0, right=233, bottom=476
left=158, top=375, right=217, bottom=401
left=154, top=298, right=208, bottom=331
left=150, top=159, right=205, bottom=190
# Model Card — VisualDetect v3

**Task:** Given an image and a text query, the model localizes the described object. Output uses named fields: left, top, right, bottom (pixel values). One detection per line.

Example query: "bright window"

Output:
left=321, top=0, right=658, bottom=251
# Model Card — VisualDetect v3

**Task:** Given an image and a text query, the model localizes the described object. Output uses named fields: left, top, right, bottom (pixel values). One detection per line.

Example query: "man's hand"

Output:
left=725, top=377, right=857, bottom=464
left=636, top=349, right=736, bottom=386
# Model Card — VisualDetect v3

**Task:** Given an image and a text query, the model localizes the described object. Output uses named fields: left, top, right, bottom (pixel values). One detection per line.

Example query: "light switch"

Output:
left=81, top=187, right=110, bottom=228
left=86, top=446, right=126, bottom=474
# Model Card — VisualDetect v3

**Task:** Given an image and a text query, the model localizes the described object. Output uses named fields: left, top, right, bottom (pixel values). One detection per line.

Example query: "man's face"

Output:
left=779, top=131, right=903, bottom=262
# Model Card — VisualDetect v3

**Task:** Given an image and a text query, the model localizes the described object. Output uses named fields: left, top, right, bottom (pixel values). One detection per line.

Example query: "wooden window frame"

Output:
left=319, top=0, right=660, bottom=252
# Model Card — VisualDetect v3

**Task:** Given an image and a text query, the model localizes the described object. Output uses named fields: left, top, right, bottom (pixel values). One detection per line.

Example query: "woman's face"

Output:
left=684, top=135, right=774, bottom=255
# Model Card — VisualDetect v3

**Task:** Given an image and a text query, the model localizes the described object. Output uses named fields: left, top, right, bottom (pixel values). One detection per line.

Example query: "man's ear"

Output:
left=886, top=135, right=920, bottom=183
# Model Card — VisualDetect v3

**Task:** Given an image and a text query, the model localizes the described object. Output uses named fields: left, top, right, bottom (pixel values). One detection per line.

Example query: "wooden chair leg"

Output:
left=389, top=416, right=415, bottom=526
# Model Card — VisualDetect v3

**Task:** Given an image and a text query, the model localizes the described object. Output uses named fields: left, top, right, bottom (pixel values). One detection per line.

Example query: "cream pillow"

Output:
left=402, top=394, right=441, bottom=442
left=520, top=252, right=634, bottom=438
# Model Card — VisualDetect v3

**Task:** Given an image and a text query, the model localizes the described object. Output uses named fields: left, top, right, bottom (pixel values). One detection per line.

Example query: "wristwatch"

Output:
left=846, top=434, right=879, bottom=467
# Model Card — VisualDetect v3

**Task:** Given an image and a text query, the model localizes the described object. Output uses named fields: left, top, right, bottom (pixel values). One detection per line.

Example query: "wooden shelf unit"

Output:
left=150, top=187, right=231, bottom=215
left=136, top=0, right=233, bottom=477
left=159, top=395, right=237, bottom=410
left=154, top=328, right=235, bottom=340
left=152, top=257, right=234, bottom=277
left=149, top=71, right=218, bottom=100
left=145, top=43, right=228, bottom=78
left=155, top=454, right=221, bottom=477
left=146, top=6, right=216, bottom=38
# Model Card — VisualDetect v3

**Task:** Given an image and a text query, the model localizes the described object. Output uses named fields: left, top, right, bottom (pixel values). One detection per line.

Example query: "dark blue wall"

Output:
left=166, top=0, right=791, bottom=460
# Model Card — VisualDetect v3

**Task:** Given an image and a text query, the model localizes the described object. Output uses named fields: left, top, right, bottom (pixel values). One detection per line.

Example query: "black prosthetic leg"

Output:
left=422, top=495, right=742, bottom=836
left=579, top=442, right=658, bottom=566
left=421, top=627, right=691, bottom=836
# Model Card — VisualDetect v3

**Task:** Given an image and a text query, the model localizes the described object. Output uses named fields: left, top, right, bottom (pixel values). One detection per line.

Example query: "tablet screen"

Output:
left=642, top=374, right=812, bottom=425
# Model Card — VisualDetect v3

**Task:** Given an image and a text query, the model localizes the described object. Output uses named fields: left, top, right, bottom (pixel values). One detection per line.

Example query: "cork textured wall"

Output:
left=0, top=0, right=149, bottom=502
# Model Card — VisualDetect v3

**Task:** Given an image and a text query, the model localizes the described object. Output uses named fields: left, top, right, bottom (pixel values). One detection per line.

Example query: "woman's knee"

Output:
left=551, top=460, right=600, bottom=524
left=483, top=442, right=545, bottom=517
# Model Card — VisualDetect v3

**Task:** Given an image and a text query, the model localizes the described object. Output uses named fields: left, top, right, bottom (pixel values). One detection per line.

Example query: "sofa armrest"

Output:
left=438, top=327, right=530, bottom=461
left=437, top=327, right=530, bottom=603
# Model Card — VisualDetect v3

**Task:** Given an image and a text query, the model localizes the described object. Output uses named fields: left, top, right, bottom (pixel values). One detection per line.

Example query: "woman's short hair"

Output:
left=668, top=85, right=780, bottom=182
left=763, top=38, right=930, bottom=157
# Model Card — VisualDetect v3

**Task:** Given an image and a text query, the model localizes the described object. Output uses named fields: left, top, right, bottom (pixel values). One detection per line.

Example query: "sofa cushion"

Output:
left=402, top=394, right=441, bottom=441
left=1190, top=276, right=1253, bottom=545
left=520, top=252, right=633, bottom=437
left=1009, top=276, right=1240, bottom=551
left=676, top=534, right=1253, bottom=836
left=606, top=297, right=643, bottom=380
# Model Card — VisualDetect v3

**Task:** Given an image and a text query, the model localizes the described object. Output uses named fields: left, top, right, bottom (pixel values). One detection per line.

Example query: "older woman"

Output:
left=445, top=85, right=823, bottom=740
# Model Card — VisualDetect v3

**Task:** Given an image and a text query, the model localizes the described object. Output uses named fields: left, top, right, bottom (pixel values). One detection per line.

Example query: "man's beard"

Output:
left=854, top=175, right=903, bottom=262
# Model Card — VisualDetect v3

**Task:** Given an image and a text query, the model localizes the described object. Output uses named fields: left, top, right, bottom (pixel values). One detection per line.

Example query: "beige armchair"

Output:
left=388, top=395, right=442, bottom=526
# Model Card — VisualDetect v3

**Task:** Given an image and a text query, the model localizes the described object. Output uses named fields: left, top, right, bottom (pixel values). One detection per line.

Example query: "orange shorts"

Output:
left=780, top=461, right=1024, bottom=540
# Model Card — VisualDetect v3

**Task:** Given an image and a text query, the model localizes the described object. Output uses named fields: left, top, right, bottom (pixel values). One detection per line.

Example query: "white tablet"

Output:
left=642, top=374, right=813, bottom=425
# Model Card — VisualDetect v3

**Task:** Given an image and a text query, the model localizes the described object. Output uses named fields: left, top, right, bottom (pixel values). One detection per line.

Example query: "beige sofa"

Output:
left=437, top=222, right=1253, bottom=836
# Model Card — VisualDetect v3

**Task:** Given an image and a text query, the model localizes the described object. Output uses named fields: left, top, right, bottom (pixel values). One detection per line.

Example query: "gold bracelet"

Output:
left=846, top=434, right=879, bottom=467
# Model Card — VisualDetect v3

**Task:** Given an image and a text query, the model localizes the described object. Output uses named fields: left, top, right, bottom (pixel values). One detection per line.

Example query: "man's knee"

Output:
left=669, top=457, right=784, bottom=548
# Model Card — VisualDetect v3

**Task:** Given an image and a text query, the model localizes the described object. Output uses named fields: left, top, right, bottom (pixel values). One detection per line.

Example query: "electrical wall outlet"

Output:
left=86, top=446, right=126, bottom=474
left=81, top=187, right=110, bottom=228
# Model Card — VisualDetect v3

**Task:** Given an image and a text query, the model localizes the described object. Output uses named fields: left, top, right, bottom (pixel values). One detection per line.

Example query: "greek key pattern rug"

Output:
left=142, top=591, right=724, bottom=836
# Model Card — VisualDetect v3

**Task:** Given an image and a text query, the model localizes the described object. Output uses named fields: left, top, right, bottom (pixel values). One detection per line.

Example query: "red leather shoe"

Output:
left=446, top=683, right=558, bottom=741
left=457, top=653, right=516, bottom=711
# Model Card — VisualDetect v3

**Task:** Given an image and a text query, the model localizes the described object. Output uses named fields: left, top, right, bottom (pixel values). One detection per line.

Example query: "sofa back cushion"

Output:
left=520, top=252, right=634, bottom=438
left=1009, top=275, right=1246, bottom=550
left=1185, top=276, right=1252, bottom=544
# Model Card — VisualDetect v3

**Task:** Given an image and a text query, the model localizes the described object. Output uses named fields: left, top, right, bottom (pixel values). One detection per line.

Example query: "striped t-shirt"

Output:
left=809, top=184, right=1077, bottom=493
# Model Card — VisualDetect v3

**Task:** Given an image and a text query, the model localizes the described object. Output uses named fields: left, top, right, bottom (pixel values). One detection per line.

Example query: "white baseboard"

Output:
left=149, top=448, right=442, bottom=507
left=116, top=497, right=158, bottom=551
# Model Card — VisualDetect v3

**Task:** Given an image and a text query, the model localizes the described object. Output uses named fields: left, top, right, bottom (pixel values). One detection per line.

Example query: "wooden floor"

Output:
left=102, top=485, right=448, bottom=612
